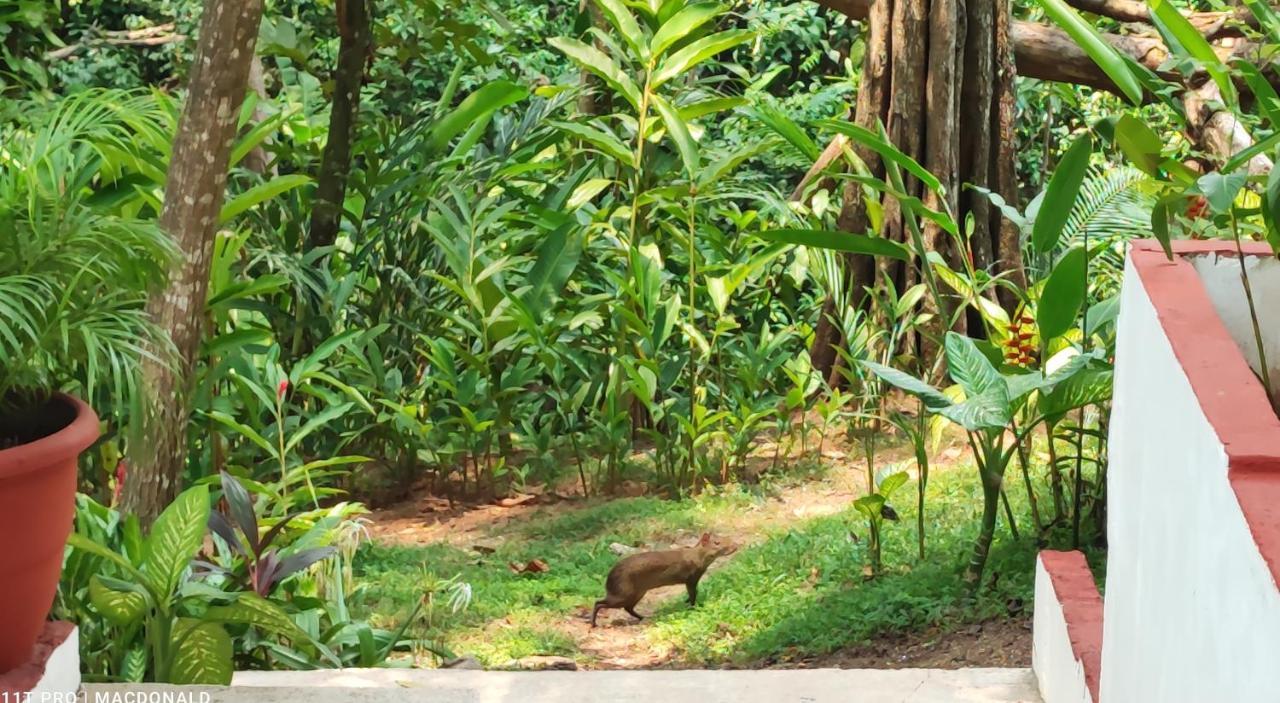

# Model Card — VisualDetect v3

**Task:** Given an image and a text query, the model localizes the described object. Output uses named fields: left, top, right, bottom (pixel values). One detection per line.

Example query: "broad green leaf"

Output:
left=758, top=228, right=911, bottom=261
left=652, top=29, right=753, bottom=87
left=594, top=0, right=648, bottom=61
left=861, top=361, right=952, bottom=410
left=89, top=576, right=147, bottom=626
left=1032, top=132, right=1092, bottom=252
left=207, top=411, right=275, bottom=455
left=939, top=391, right=1012, bottom=430
left=651, top=2, right=722, bottom=58
left=877, top=470, right=909, bottom=497
left=1037, top=246, right=1088, bottom=340
left=1038, top=0, right=1143, bottom=104
left=548, top=37, right=642, bottom=109
left=818, top=121, right=943, bottom=196
left=1196, top=171, right=1247, bottom=214
left=122, top=648, right=147, bottom=683
left=66, top=533, right=147, bottom=584
left=651, top=93, right=699, bottom=179
left=169, top=619, right=233, bottom=685
left=1114, top=115, right=1163, bottom=176
left=525, top=223, right=584, bottom=312
left=426, top=80, right=529, bottom=153
left=552, top=121, right=634, bottom=165
left=1233, top=60, right=1280, bottom=130
left=144, top=485, right=210, bottom=599
left=204, top=592, right=311, bottom=642
left=220, top=175, right=311, bottom=223
left=944, top=332, right=1006, bottom=399
left=1006, top=371, right=1048, bottom=403
left=1223, top=130, right=1280, bottom=175
left=1152, top=197, right=1174, bottom=259
left=679, top=96, right=746, bottom=121
left=853, top=494, right=885, bottom=518
left=1263, top=166, right=1280, bottom=254
left=1040, top=368, right=1114, bottom=420
left=284, top=402, right=355, bottom=454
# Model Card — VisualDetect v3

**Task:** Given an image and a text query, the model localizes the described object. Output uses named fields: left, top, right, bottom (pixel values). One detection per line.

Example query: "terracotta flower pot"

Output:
left=0, top=393, right=99, bottom=673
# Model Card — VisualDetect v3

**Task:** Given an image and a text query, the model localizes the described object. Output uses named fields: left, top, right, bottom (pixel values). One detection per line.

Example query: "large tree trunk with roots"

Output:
left=805, top=0, right=1278, bottom=382
left=308, top=0, right=374, bottom=249
left=122, top=0, right=265, bottom=527
left=808, top=0, right=1019, bottom=382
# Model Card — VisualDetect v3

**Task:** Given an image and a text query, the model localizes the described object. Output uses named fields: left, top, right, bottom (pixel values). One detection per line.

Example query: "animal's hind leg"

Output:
left=591, top=600, right=607, bottom=627
left=624, top=603, right=644, bottom=620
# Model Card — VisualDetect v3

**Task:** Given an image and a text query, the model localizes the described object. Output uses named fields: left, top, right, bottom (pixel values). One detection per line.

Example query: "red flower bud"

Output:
left=277, top=379, right=289, bottom=401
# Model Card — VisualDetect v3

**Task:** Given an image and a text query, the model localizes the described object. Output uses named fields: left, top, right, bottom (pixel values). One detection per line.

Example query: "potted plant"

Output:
left=0, top=91, right=176, bottom=672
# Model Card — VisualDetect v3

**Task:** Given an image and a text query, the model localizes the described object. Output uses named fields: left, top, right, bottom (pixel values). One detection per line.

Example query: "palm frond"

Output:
left=0, top=89, right=177, bottom=407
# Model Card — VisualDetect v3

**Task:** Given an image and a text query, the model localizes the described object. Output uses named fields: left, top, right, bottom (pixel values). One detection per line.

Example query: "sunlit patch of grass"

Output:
left=353, top=460, right=1099, bottom=667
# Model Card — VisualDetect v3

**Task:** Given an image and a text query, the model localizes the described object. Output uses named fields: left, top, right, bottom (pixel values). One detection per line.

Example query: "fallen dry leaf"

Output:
left=508, top=559, right=550, bottom=575
left=496, top=494, right=536, bottom=508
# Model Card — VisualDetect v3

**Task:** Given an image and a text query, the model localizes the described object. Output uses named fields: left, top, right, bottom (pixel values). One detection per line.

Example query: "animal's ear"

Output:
left=699, top=532, right=711, bottom=546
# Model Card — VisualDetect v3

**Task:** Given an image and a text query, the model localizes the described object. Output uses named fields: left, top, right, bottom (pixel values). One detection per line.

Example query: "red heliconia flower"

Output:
left=277, top=379, right=289, bottom=401
left=1187, top=195, right=1209, bottom=220
left=112, top=460, right=127, bottom=506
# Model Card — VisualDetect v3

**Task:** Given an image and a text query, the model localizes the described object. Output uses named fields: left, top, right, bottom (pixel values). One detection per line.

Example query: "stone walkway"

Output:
left=86, top=668, right=1042, bottom=703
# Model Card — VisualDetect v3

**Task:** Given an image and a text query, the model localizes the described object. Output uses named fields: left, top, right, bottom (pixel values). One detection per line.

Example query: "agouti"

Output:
left=591, top=532, right=737, bottom=627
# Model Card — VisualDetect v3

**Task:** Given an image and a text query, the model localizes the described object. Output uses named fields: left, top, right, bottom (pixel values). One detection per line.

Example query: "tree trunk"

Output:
left=809, top=0, right=1018, bottom=379
left=122, top=0, right=265, bottom=526
left=242, top=54, right=277, bottom=176
left=577, top=0, right=613, bottom=116
left=307, top=0, right=373, bottom=250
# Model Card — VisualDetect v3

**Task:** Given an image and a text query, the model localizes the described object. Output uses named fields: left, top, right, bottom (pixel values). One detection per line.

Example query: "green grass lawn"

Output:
left=352, top=461, right=1103, bottom=668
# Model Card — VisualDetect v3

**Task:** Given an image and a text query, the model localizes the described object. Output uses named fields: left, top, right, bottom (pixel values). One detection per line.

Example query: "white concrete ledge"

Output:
left=1033, top=552, right=1100, bottom=703
left=81, top=668, right=1043, bottom=702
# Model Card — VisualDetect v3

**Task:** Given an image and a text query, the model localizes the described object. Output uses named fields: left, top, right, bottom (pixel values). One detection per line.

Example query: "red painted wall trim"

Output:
left=1129, top=240, right=1280, bottom=589
left=1040, top=550, right=1103, bottom=703
left=0, top=621, right=73, bottom=695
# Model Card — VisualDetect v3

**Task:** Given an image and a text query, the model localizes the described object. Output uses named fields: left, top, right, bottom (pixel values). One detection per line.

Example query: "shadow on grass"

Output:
left=354, top=465, right=1102, bottom=667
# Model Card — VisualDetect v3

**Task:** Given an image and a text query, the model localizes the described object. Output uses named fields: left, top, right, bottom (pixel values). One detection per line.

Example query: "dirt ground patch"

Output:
left=358, top=421, right=1036, bottom=670
left=771, top=616, right=1032, bottom=669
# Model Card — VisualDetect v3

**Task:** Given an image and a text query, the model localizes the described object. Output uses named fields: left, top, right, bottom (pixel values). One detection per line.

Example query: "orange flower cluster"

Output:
left=1004, top=311, right=1037, bottom=368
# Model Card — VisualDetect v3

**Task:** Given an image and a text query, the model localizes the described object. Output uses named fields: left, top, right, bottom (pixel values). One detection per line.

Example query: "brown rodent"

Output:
left=591, top=532, right=737, bottom=627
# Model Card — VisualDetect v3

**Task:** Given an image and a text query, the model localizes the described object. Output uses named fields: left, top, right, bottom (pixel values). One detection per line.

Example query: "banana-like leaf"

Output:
left=552, top=121, right=634, bottom=166
left=758, top=228, right=910, bottom=260
left=220, top=174, right=311, bottom=223
left=594, top=0, right=648, bottom=61
left=650, top=2, right=723, bottom=59
left=426, top=80, right=529, bottom=154
left=652, top=29, right=753, bottom=87
left=1037, top=246, right=1088, bottom=341
left=650, top=93, right=699, bottom=179
left=548, top=37, right=642, bottom=109
left=1032, top=133, right=1092, bottom=253
left=862, top=361, right=952, bottom=410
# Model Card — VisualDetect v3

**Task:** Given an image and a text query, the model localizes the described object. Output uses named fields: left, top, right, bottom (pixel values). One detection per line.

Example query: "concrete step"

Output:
left=86, top=668, right=1042, bottom=703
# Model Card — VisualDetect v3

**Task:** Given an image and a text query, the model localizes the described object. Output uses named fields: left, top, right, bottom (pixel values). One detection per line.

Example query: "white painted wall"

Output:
left=27, top=627, right=79, bottom=698
left=1032, top=558, right=1093, bottom=703
left=1101, top=259, right=1280, bottom=702
left=1188, top=253, right=1280, bottom=408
